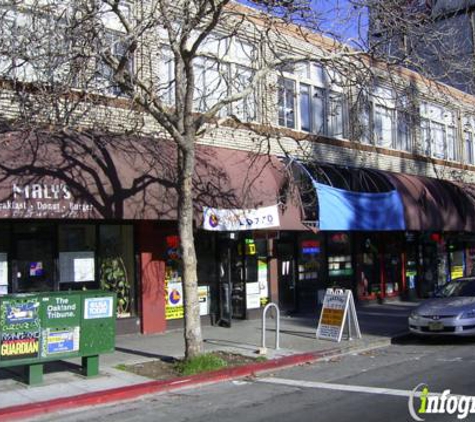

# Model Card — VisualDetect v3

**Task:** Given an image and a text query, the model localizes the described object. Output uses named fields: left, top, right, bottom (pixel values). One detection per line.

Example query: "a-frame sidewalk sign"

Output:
left=316, top=288, right=362, bottom=342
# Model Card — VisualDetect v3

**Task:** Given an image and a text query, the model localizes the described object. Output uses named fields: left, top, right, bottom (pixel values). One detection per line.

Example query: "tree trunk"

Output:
left=177, top=144, right=203, bottom=359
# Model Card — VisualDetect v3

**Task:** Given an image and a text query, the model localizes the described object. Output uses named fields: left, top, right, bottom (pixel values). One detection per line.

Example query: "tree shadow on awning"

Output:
left=0, top=128, right=305, bottom=229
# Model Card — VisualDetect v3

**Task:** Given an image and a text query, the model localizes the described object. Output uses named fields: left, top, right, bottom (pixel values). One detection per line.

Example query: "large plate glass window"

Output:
left=99, top=225, right=136, bottom=318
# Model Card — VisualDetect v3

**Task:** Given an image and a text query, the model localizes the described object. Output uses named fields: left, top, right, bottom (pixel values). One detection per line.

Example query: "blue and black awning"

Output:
left=292, top=161, right=475, bottom=232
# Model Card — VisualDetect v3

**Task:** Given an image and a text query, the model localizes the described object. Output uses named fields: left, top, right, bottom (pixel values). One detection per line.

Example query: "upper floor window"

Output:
left=463, top=116, right=475, bottom=165
left=156, top=47, right=175, bottom=105
left=193, top=57, right=228, bottom=116
left=277, top=62, right=347, bottom=138
left=156, top=34, right=257, bottom=121
left=420, top=102, right=457, bottom=161
left=278, top=77, right=296, bottom=129
left=95, top=31, right=132, bottom=97
left=371, top=86, right=411, bottom=152
left=231, top=66, right=256, bottom=122
left=0, top=11, right=69, bottom=84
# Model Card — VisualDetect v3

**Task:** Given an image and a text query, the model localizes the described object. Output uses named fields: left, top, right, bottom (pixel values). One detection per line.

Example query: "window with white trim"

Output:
left=278, top=77, right=296, bottom=129
left=420, top=102, right=457, bottom=161
left=193, top=57, right=229, bottom=116
left=157, top=35, right=257, bottom=121
left=95, top=30, right=132, bottom=96
left=277, top=62, right=347, bottom=138
left=231, top=65, right=256, bottom=122
left=463, top=116, right=475, bottom=165
left=0, top=10, right=70, bottom=84
left=371, top=85, right=412, bottom=152
left=156, top=47, right=175, bottom=105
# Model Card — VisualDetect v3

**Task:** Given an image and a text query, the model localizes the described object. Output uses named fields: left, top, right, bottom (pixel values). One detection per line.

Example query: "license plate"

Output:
left=428, top=321, right=444, bottom=331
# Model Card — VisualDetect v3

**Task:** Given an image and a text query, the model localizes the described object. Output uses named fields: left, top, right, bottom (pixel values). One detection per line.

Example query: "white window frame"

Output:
left=463, top=116, right=475, bottom=165
left=157, top=33, right=258, bottom=121
left=95, top=30, right=132, bottom=97
left=193, top=57, right=229, bottom=116
left=277, top=61, right=347, bottom=138
left=369, top=85, right=412, bottom=152
left=278, top=77, right=296, bottom=129
left=420, top=102, right=457, bottom=161
left=156, top=46, right=175, bottom=105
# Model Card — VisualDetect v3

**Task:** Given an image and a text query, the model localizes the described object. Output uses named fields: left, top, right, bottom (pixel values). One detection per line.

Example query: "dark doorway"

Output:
left=217, top=236, right=247, bottom=322
left=12, top=223, right=56, bottom=293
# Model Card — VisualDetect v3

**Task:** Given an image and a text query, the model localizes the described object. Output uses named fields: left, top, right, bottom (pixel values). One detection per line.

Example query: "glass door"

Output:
left=277, top=242, right=296, bottom=313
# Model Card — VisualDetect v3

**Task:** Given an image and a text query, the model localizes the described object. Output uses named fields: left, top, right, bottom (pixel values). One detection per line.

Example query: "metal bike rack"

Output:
left=261, top=302, right=280, bottom=351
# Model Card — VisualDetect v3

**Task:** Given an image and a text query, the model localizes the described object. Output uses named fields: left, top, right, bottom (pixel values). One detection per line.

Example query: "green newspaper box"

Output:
left=0, top=290, right=116, bottom=385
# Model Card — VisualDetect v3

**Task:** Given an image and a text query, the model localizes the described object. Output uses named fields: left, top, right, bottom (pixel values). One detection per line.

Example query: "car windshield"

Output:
left=437, top=280, right=475, bottom=298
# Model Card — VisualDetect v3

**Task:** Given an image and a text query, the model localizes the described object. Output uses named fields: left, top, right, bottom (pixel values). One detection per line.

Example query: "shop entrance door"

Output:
left=217, top=237, right=246, bottom=324
left=11, top=223, right=56, bottom=293
left=277, top=242, right=296, bottom=313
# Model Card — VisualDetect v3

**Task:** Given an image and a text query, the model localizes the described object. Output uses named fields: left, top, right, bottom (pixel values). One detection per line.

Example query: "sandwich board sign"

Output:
left=316, top=288, right=361, bottom=342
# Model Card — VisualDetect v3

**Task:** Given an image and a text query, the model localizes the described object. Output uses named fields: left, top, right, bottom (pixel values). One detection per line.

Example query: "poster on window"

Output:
left=29, top=262, right=44, bottom=277
left=0, top=253, right=7, bottom=287
left=258, top=259, right=269, bottom=306
left=166, top=281, right=184, bottom=320
left=59, top=252, right=95, bottom=283
left=198, top=285, right=210, bottom=316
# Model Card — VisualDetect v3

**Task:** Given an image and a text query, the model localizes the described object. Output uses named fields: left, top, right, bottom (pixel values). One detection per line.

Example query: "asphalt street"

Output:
left=28, top=336, right=475, bottom=422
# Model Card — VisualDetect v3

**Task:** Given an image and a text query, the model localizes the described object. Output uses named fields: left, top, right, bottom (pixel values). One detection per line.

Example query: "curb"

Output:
left=0, top=339, right=392, bottom=421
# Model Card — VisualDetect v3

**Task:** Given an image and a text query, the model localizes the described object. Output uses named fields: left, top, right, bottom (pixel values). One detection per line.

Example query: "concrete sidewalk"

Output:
left=0, top=301, right=417, bottom=420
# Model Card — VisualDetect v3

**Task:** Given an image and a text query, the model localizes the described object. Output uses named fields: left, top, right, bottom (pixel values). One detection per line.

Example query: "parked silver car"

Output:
left=409, top=277, right=475, bottom=336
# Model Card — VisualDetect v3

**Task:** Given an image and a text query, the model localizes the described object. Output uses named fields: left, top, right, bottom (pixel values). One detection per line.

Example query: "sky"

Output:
left=240, top=0, right=369, bottom=49
left=311, top=0, right=369, bottom=47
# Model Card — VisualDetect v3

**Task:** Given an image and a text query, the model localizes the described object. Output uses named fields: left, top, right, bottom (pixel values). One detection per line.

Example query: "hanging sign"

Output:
left=202, top=205, right=280, bottom=231
left=316, top=289, right=361, bottom=342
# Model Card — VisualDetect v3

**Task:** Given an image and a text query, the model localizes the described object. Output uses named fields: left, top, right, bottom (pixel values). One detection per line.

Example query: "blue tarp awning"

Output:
left=314, top=181, right=406, bottom=231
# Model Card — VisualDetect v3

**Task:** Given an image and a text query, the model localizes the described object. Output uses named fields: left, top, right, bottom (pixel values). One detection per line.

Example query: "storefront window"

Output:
left=298, top=235, right=324, bottom=308
left=98, top=225, right=136, bottom=318
left=327, top=232, right=353, bottom=291
left=382, top=234, right=403, bottom=297
left=58, top=224, right=96, bottom=288
left=355, top=234, right=378, bottom=299
left=0, top=225, right=9, bottom=295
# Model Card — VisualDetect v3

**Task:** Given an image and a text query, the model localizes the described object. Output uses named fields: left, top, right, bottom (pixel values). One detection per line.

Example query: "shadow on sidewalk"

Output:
left=203, top=339, right=258, bottom=352
left=392, top=333, right=475, bottom=346
left=0, top=360, right=83, bottom=383
left=114, top=347, right=177, bottom=363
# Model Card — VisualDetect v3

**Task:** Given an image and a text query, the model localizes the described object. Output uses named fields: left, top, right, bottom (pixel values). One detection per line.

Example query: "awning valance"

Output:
left=0, top=130, right=305, bottom=230
left=383, top=172, right=475, bottom=232
left=295, top=161, right=475, bottom=232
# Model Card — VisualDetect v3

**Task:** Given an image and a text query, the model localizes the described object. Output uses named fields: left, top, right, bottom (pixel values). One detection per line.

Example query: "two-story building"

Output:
left=0, top=1, right=475, bottom=334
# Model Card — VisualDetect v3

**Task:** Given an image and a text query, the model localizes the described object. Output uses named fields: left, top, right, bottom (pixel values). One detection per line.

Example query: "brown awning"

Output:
left=375, top=171, right=475, bottom=232
left=0, top=129, right=306, bottom=230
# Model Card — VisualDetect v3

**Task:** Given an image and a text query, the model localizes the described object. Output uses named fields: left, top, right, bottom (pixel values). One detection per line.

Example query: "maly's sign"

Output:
left=0, top=183, right=94, bottom=218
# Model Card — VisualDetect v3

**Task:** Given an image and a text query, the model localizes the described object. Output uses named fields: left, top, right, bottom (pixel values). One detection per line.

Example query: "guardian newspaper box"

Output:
left=0, top=290, right=116, bottom=384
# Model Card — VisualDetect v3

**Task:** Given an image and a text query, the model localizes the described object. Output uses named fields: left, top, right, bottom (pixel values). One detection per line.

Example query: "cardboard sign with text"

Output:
left=316, top=289, right=361, bottom=342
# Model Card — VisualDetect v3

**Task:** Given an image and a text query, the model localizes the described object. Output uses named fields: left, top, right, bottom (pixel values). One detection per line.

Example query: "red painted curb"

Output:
left=0, top=346, right=349, bottom=421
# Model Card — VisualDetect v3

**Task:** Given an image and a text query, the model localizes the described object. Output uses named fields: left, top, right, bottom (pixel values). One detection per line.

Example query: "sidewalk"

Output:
left=0, top=301, right=417, bottom=420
